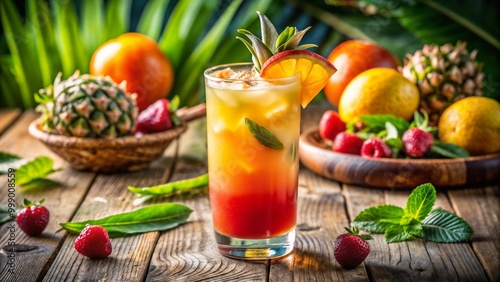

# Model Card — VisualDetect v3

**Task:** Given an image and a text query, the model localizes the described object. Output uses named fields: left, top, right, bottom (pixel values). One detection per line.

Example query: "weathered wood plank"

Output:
left=448, top=185, right=500, bottom=281
left=0, top=108, right=21, bottom=135
left=41, top=151, right=177, bottom=282
left=0, top=111, right=96, bottom=282
left=344, top=184, right=489, bottom=281
left=270, top=169, right=368, bottom=281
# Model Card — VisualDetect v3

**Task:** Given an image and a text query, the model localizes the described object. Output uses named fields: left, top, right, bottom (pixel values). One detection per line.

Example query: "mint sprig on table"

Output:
left=60, top=203, right=192, bottom=238
left=0, top=152, right=59, bottom=188
left=352, top=183, right=473, bottom=243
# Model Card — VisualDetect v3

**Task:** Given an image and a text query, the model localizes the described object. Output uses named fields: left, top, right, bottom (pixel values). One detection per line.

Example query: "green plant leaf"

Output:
left=136, top=0, right=171, bottom=41
left=0, top=152, right=27, bottom=174
left=421, top=208, right=474, bottom=243
left=59, top=203, right=193, bottom=238
left=52, top=0, right=89, bottom=76
left=28, top=0, right=60, bottom=87
left=104, top=0, right=131, bottom=40
left=431, top=141, right=470, bottom=158
left=359, top=114, right=410, bottom=136
left=0, top=0, right=39, bottom=108
left=15, top=156, right=59, bottom=187
left=352, top=205, right=404, bottom=233
left=128, top=173, right=208, bottom=196
left=403, top=183, right=436, bottom=221
left=174, top=0, right=243, bottom=106
left=385, top=224, right=415, bottom=243
left=159, top=0, right=217, bottom=70
left=244, top=117, right=284, bottom=150
left=81, top=0, right=105, bottom=55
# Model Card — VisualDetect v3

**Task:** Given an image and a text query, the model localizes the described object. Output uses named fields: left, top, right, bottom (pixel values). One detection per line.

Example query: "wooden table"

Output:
left=0, top=103, right=498, bottom=282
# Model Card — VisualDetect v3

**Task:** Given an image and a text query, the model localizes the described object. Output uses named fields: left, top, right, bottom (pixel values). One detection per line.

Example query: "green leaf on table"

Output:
left=244, top=117, right=284, bottom=150
left=431, top=141, right=470, bottom=158
left=385, top=224, right=415, bottom=243
left=129, top=173, right=208, bottom=196
left=353, top=183, right=474, bottom=244
left=421, top=208, right=474, bottom=243
left=60, top=203, right=193, bottom=238
left=352, top=205, right=404, bottom=233
left=16, top=156, right=59, bottom=187
left=403, top=183, right=436, bottom=221
left=0, top=152, right=27, bottom=174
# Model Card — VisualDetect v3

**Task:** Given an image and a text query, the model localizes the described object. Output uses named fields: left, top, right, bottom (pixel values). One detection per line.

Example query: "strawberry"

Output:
left=16, top=199, right=50, bottom=236
left=318, top=110, right=346, bottom=142
left=135, top=98, right=173, bottom=135
left=361, top=137, right=393, bottom=158
left=332, top=132, right=364, bottom=155
left=334, top=226, right=372, bottom=269
left=74, top=225, right=112, bottom=259
left=402, top=128, right=434, bottom=158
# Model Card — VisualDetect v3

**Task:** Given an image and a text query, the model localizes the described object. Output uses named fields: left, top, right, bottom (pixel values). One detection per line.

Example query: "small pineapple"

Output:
left=236, top=11, right=317, bottom=72
left=399, top=42, right=484, bottom=124
left=36, top=71, right=138, bottom=138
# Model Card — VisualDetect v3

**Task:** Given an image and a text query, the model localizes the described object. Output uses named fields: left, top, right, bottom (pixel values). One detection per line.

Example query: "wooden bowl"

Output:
left=29, top=119, right=187, bottom=173
left=299, top=127, right=500, bottom=189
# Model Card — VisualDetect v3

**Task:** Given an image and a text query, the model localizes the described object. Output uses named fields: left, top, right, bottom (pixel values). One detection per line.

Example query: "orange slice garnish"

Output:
left=260, top=50, right=337, bottom=108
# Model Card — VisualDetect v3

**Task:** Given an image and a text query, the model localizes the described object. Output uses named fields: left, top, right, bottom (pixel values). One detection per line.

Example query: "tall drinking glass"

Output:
left=204, top=63, right=301, bottom=259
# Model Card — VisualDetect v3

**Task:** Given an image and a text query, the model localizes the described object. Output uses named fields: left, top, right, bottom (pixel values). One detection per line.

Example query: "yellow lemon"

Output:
left=438, top=97, right=500, bottom=155
left=338, top=68, right=420, bottom=122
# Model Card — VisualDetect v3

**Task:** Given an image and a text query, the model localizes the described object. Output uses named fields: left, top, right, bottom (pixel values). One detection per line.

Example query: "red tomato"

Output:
left=324, top=40, right=399, bottom=107
left=90, top=33, right=174, bottom=111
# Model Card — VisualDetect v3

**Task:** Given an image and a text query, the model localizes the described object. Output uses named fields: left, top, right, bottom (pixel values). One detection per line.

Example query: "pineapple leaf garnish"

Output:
left=237, top=12, right=317, bottom=72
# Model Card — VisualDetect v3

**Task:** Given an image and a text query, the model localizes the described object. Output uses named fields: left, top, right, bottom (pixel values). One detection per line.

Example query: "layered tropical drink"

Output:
left=206, top=63, right=300, bottom=240
left=205, top=12, right=336, bottom=259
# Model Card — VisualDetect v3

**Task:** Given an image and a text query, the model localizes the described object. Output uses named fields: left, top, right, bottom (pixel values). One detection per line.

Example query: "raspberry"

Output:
left=16, top=199, right=50, bottom=236
left=318, top=110, right=346, bottom=142
left=74, top=225, right=112, bottom=259
left=334, top=226, right=372, bottom=269
left=361, top=138, right=393, bottom=158
left=332, top=132, right=364, bottom=155
left=402, top=128, right=434, bottom=158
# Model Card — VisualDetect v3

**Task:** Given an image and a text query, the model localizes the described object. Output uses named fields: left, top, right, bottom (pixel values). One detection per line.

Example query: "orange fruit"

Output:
left=438, top=97, right=500, bottom=155
left=260, top=50, right=337, bottom=108
left=90, top=32, right=174, bottom=111
left=338, top=68, right=419, bottom=122
left=324, top=40, right=399, bottom=107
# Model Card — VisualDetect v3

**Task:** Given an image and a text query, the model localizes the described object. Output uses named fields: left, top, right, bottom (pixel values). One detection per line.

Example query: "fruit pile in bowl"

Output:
left=28, top=33, right=201, bottom=173
left=317, top=40, right=500, bottom=159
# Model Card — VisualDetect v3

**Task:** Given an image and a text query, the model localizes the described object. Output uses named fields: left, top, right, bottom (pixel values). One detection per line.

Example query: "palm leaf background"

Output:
left=1, top=0, right=498, bottom=109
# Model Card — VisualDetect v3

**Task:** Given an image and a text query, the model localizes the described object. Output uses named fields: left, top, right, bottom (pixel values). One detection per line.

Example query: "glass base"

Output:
left=214, top=228, right=295, bottom=260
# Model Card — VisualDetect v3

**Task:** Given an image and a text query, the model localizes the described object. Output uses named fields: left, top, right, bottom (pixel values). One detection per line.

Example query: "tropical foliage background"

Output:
left=1, top=0, right=498, bottom=109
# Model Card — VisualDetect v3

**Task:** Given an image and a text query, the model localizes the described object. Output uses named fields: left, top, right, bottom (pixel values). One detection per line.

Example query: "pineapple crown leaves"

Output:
left=236, top=11, right=317, bottom=72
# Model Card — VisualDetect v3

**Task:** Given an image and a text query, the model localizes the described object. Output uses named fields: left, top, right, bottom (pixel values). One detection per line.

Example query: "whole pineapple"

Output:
left=399, top=42, right=484, bottom=124
left=36, top=71, right=138, bottom=138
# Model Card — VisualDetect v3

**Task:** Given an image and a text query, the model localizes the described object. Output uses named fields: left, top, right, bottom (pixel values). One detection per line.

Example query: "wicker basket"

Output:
left=28, top=120, right=188, bottom=173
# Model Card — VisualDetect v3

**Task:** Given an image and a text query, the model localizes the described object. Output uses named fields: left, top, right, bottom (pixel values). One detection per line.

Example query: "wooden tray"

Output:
left=299, top=127, right=500, bottom=189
